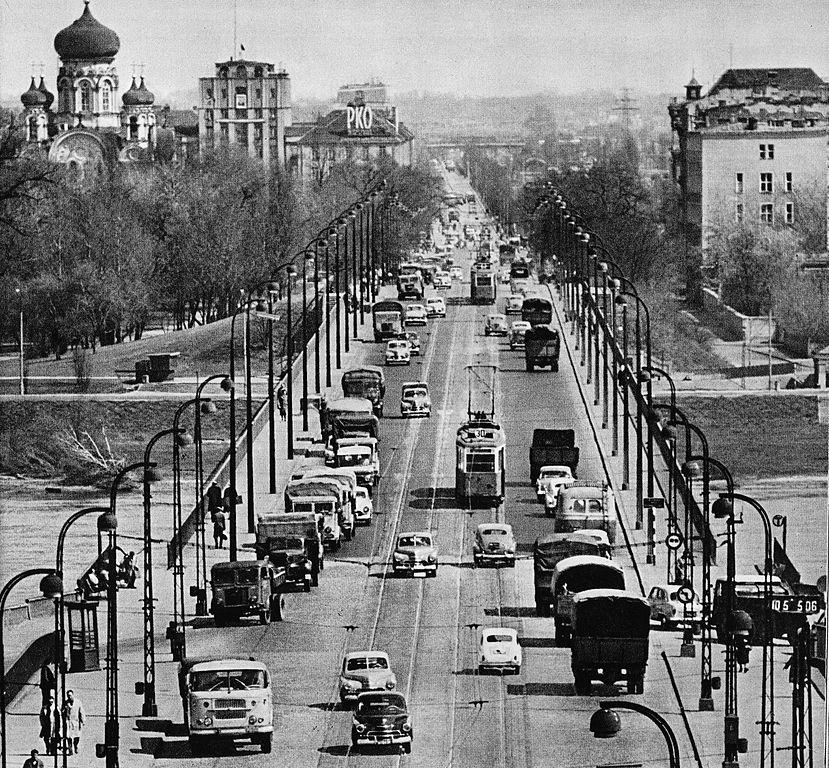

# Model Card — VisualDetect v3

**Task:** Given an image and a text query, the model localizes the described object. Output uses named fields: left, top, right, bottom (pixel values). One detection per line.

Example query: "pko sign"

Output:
left=347, top=103, right=373, bottom=133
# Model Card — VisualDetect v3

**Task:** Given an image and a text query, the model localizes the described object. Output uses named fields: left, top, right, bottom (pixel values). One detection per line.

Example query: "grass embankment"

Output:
left=677, top=395, right=824, bottom=480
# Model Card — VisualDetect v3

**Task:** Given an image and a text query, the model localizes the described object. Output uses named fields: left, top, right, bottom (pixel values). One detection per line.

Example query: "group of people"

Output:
left=33, top=665, right=85, bottom=760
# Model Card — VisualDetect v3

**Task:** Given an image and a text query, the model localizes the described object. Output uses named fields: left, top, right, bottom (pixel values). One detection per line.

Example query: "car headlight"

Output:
left=342, top=678, right=360, bottom=690
left=427, top=554, right=437, bottom=563
left=203, top=717, right=213, bottom=727
left=249, top=715, right=257, bottom=724
left=324, top=526, right=333, bottom=534
left=385, top=679, right=396, bottom=689
left=402, top=721, right=412, bottom=732
left=393, top=552, right=406, bottom=561
left=355, top=723, right=366, bottom=733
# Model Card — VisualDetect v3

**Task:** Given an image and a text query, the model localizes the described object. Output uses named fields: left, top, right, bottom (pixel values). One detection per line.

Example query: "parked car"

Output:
left=509, top=320, right=532, bottom=350
left=536, top=464, right=576, bottom=504
left=405, top=304, right=427, bottom=326
left=392, top=531, right=438, bottom=577
left=351, top=691, right=412, bottom=753
left=385, top=339, right=411, bottom=366
left=647, top=584, right=703, bottom=632
left=484, top=313, right=508, bottom=336
left=505, top=294, right=524, bottom=314
left=473, top=523, right=516, bottom=567
left=478, top=627, right=522, bottom=674
left=354, top=486, right=373, bottom=525
left=426, top=296, right=446, bottom=317
left=400, top=381, right=432, bottom=418
left=339, top=651, right=396, bottom=704
left=449, top=266, right=463, bottom=281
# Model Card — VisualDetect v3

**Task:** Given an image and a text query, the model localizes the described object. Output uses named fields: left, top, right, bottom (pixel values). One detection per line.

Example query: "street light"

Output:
left=285, top=264, right=297, bottom=458
left=96, top=509, right=119, bottom=768
left=0, top=569, right=63, bottom=768
left=244, top=294, right=267, bottom=534
left=589, top=700, right=680, bottom=768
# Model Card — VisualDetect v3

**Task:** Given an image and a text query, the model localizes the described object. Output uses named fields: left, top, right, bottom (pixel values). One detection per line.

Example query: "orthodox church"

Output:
left=19, top=1, right=162, bottom=177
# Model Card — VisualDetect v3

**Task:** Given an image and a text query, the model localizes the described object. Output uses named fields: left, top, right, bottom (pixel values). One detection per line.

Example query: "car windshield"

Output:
left=235, top=567, right=261, bottom=584
left=269, top=536, right=303, bottom=550
left=212, top=570, right=236, bottom=586
left=541, top=470, right=570, bottom=479
left=481, top=528, right=506, bottom=536
left=388, top=342, right=405, bottom=350
left=357, top=695, right=407, bottom=715
left=404, top=387, right=427, bottom=398
left=486, top=633, right=513, bottom=643
left=191, top=669, right=267, bottom=691
left=398, top=535, right=431, bottom=548
left=347, top=656, right=389, bottom=671
left=355, top=488, right=368, bottom=499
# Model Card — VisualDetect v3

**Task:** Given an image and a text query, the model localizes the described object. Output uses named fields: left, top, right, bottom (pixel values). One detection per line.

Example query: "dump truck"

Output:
left=525, top=324, right=560, bottom=371
left=529, top=429, right=579, bottom=485
left=255, top=511, right=322, bottom=589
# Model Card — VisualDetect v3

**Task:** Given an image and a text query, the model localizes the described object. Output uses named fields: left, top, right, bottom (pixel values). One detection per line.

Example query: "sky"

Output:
left=1, top=0, right=828, bottom=107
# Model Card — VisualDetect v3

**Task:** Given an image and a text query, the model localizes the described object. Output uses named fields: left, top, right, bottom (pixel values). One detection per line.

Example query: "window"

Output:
left=735, top=202, right=744, bottom=223
left=466, top=451, right=495, bottom=473
left=760, top=203, right=774, bottom=225
left=785, top=202, right=794, bottom=224
left=735, top=173, right=744, bottom=194
left=128, top=116, right=138, bottom=139
left=80, top=81, right=92, bottom=112
left=785, top=172, right=793, bottom=192
left=760, top=143, right=775, bottom=159
left=101, top=82, right=111, bottom=112
left=220, top=88, right=227, bottom=100
left=760, top=172, right=774, bottom=194
left=255, top=88, right=261, bottom=100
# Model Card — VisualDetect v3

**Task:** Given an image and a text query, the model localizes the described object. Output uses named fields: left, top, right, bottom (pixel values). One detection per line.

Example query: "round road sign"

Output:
left=677, top=585, right=695, bottom=604
left=665, top=533, right=683, bottom=551
left=772, top=514, right=786, bottom=528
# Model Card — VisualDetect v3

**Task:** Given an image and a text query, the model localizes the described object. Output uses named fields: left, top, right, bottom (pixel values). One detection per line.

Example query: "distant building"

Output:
left=668, top=68, right=829, bottom=251
left=336, top=82, right=389, bottom=106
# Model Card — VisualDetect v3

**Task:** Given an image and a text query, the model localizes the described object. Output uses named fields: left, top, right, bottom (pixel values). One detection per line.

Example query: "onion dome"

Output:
left=54, top=2, right=120, bottom=61
left=122, top=77, right=155, bottom=106
left=38, top=77, right=55, bottom=110
left=21, top=77, right=48, bottom=107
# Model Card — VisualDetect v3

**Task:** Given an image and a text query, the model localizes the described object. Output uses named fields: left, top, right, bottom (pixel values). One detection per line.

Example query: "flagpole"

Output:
left=233, top=0, right=237, bottom=58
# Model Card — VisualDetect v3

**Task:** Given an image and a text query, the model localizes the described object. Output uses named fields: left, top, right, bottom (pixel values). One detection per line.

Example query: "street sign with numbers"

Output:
left=643, top=497, right=665, bottom=508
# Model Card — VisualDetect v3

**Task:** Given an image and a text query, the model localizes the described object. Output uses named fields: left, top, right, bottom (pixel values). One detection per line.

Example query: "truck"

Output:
left=255, top=511, right=322, bottom=589
left=334, top=436, right=379, bottom=491
left=529, top=429, right=579, bottom=484
left=297, top=466, right=358, bottom=539
left=284, top=479, right=344, bottom=551
left=570, top=589, right=651, bottom=695
left=554, top=482, right=616, bottom=545
left=397, top=272, right=424, bottom=300
left=521, top=297, right=553, bottom=327
left=342, top=366, right=386, bottom=417
left=209, top=560, right=287, bottom=627
left=320, top=396, right=379, bottom=440
left=372, top=300, right=405, bottom=342
left=525, top=324, right=560, bottom=371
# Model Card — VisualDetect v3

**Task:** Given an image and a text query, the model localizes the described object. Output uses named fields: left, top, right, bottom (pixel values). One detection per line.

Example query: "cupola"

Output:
left=54, top=1, right=120, bottom=62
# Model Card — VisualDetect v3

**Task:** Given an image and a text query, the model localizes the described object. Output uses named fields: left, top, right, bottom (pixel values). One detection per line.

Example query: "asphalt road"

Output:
left=151, top=174, right=702, bottom=767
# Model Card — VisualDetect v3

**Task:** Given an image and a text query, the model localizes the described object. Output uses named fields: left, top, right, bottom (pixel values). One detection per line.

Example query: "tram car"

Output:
left=455, top=413, right=506, bottom=506
left=471, top=265, right=497, bottom=305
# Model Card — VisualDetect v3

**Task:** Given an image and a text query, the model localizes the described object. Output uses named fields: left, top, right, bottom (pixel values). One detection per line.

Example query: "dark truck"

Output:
left=524, top=324, right=560, bottom=371
left=571, top=589, right=651, bottom=695
left=529, top=429, right=579, bottom=485
left=342, top=366, right=386, bottom=417
left=321, top=397, right=380, bottom=440
left=255, top=512, right=323, bottom=590
left=210, top=560, right=287, bottom=626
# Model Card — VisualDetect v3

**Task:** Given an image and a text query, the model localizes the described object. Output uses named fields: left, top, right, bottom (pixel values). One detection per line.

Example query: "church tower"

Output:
left=121, top=77, right=157, bottom=149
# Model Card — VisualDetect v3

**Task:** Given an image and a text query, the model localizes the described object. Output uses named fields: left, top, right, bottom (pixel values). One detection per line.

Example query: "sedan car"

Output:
left=484, top=313, right=509, bottom=336
left=354, top=485, right=373, bottom=525
left=405, top=304, right=427, bottom=326
left=385, top=339, right=411, bottom=366
left=426, top=296, right=446, bottom=318
left=478, top=627, right=522, bottom=674
left=505, top=294, right=524, bottom=314
left=648, top=584, right=703, bottom=632
left=536, top=464, right=576, bottom=503
left=339, top=651, right=396, bottom=704
left=351, top=691, right=412, bottom=753
left=449, top=266, right=463, bottom=281
left=400, top=382, right=431, bottom=418
left=392, top=531, right=438, bottom=577
left=509, top=320, right=532, bottom=350
left=473, top=523, right=516, bottom=567
left=395, top=330, right=420, bottom=355
left=434, top=271, right=451, bottom=289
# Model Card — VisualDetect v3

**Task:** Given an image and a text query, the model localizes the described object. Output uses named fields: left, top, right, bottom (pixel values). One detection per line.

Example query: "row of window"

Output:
left=59, top=81, right=113, bottom=113
left=205, top=88, right=276, bottom=102
left=735, top=201, right=794, bottom=225
left=735, top=171, right=793, bottom=194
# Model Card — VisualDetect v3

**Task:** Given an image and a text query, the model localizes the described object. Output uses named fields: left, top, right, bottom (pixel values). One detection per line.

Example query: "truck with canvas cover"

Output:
left=298, top=466, right=358, bottom=538
left=521, top=296, right=553, bottom=327
left=397, top=272, right=424, bottom=300
left=546, top=555, right=625, bottom=642
left=570, top=589, right=651, bottom=695
left=524, top=324, right=560, bottom=371
left=209, top=560, right=287, bottom=627
left=372, top=300, right=405, bottom=342
left=529, top=429, right=578, bottom=484
left=284, top=479, right=343, bottom=551
left=342, top=366, right=386, bottom=416
left=554, top=482, right=616, bottom=544
left=321, top=396, right=379, bottom=440
left=255, top=511, right=322, bottom=589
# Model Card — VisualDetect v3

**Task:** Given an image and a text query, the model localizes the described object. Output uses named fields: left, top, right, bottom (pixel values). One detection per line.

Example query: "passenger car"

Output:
left=478, top=627, right=522, bottom=674
left=434, top=270, right=451, bottom=289
left=395, top=330, right=420, bottom=355
left=536, top=464, right=575, bottom=503
left=400, top=382, right=431, bottom=418
left=354, top=486, right=373, bottom=525
left=505, top=294, right=524, bottom=314
left=405, top=304, right=427, bottom=326
left=509, top=320, right=532, bottom=350
left=385, top=339, right=411, bottom=366
left=473, top=523, right=516, bottom=567
left=449, top=266, right=463, bottom=280
left=339, top=651, right=396, bottom=703
left=392, top=531, right=438, bottom=577
left=484, top=313, right=508, bottom=336
left=426, top=296, right=446, bottom=317
left=647, top=584, right=703, bottom=631
left=351, top=692, right=412, bottom=753
left=499, top=269, right=511, bottom=284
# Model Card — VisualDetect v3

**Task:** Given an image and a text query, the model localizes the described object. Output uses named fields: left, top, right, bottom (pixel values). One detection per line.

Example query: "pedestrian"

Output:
left=39, top=695, right=59, bottom=755
left=736, top=641, right=750, bottom=673
left=22, top=749, right=44, bottom=768
left=276, top=384, right=287, bottom=421
left=38, top=663, right=55, bottom=707
left=119, top=551, right=138, bottom=588
left=213, top=508, right=227, bottom=549
left=62, top=690, right=85, bottom=755
left=207, top=481, right=222, bottom=521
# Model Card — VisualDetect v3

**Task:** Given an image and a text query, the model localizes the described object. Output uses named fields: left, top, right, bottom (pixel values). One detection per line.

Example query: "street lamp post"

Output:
left=323, top=234, right=334, bottom=387
left=342, top=215, right=351, bottom=354
left=351, top=207, right=360, bottom=337
left=313, top=241, right=322, bottom=394
left=590, top=700, right=680, bottom=768
left=14, top=287, right=23, bottom=395
left=98, top=509, right=119, bottom=768
left=0, top=570, right=63, bottom=768
left=285, top=265, right=297, bottom=458
left=334, top=221, right=345, bottom=367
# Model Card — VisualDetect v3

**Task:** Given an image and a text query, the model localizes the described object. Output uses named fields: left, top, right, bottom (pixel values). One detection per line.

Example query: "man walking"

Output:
left=207, top=481, right=223, bottom=519
left=276, top=384, right=287, bottom=421
left=38, top=696, right=59, bottom=755
left=213, top=508, right=227, bottom=549
left=22, top=749, right=44, bottom=768
left=62, top=689, right=85, bottom=754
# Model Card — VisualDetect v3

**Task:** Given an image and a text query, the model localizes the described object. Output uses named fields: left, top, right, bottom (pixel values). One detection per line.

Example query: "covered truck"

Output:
left=571, top=589, right=651, bottom=695
left=529, top=429, right=579, bottom=484
left=284, top=479, right=344, bottom=551
left=525, top=323, right=560, bottom=371
left=255, top=511, right=323, bottom=589
left=298, top=466, right=358, bottom=539
left=209, top=560, right=287, bottom=626
left=341, top=366, right=386, bottom=417
left=372, top=300, right=405, bottom=342
left=321, top=396, right=380, bottom=440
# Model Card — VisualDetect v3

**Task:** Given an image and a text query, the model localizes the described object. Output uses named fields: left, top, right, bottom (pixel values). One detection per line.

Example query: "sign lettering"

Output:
left=347, top=104, right=374, bottom=133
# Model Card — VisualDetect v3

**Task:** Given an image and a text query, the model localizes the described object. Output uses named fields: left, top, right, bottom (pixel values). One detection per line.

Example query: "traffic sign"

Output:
left=770, top=596, right=822, bottom=614
left=677, top=585, right=695, bottom=604
left=772, top=514, right=786, bottom=527
left=665, top=533, right=683, bottom=551
left=643, top=497, right=665, bottom=509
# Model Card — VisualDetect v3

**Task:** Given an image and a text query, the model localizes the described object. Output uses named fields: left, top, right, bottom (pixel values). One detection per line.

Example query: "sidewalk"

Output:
left=2, top=293, right=382, bottom=764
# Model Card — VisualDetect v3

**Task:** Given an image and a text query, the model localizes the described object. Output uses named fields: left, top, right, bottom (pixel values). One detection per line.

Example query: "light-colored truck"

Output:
left=296, top=466, right=358, bottom=540
left=284, top=478, right=343, bottom=551
left=255, top=511, right=323, bottom=589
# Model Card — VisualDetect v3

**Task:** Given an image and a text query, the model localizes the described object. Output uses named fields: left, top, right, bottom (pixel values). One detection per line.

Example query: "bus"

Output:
left=521, top=296, right=553, bottom=326
left=372, top=300, right=405, bottom=341
left=471, top=266, right=497, bottom=305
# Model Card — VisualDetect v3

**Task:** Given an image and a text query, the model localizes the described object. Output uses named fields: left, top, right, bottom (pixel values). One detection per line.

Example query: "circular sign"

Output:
left=665, top=533, right=683, bottom=551
left=772, top=514, right=786, bottom=528
left=677, top=585, right=695, bottom=605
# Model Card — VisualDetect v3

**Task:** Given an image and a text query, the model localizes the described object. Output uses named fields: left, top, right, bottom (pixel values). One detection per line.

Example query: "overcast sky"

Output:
left=1, top=0, right=827, bottom=105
